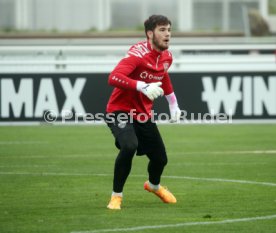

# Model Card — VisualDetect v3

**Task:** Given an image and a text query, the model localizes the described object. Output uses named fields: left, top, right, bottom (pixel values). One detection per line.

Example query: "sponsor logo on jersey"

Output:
left=139, top=71, right=164, bottom=81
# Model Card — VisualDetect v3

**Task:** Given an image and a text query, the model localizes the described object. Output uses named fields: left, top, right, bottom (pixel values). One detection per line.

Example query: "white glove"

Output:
left=137, top=81, right=164, bottom=101
left=169, top=104, right=181, bottom=123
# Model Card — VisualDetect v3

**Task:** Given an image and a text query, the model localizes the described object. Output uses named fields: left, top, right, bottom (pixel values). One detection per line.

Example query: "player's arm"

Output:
left=108, top=54, right=163, bottom=100
left=162, top=73, right=181, bottom=123
left=108, top=55, right=139, bottom=90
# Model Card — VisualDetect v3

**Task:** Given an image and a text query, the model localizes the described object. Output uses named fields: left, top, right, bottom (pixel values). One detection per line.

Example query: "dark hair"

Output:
left=144, top=15, right=171, bottom=37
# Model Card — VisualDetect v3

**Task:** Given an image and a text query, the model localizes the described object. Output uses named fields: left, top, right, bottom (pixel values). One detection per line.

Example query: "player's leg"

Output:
left=106, top=112, right=138, bottom=209
left=112, top=128, right=138, bottom=193
left=144, top=149, right=176, bottom=203
left=146, top=145, right=167, bottom=186
left=135, top=121, right=176, bottom=203
left=143, top=122, right=168, bottom=187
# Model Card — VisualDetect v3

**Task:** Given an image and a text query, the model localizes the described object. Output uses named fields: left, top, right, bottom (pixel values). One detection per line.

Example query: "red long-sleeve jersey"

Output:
left=106, top=40, right=174, bottom=119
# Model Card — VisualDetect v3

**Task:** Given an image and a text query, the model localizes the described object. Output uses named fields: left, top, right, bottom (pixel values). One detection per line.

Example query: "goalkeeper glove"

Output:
left=137, top=81, right=164, bottom=101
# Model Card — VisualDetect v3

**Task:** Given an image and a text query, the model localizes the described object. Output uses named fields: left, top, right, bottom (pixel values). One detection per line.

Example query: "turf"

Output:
left=0, top=124, right=275, bottom=233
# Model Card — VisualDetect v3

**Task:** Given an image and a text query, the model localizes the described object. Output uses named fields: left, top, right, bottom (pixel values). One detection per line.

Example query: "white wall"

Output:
left=1, top=0, right=270, bottom=32
left=14, top=0, right=111, bottom=31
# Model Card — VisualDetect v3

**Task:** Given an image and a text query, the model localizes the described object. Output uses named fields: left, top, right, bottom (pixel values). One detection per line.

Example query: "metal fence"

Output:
left=0, top=41, right=275, bottom=73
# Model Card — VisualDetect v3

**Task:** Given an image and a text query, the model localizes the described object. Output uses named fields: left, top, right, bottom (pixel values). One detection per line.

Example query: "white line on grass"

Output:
left=0, top=172, right=275, bottom=187
left=0, top=165, right=47, bottom=168
left=162, top=175, right=276, bottom=187
left=0, top=172, right=109, bottom=177
left=223, top=150, right=276, bottom=154
left=0, top=141, right=48, bottom=145
left=70, top=214, right=276, bottom=233
left=177, top=150, right=276, bottom=155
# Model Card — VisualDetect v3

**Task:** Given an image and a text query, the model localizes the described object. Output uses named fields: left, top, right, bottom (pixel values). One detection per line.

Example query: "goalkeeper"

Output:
left=105, top=15, right=181, bottom=210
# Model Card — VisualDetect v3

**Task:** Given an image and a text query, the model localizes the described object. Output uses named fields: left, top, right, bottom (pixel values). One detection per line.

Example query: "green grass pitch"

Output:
left=0, top=124, right=276, bottom=233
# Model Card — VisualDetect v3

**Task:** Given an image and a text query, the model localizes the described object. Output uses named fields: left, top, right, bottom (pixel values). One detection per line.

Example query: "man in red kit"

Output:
left=105, top=15, right=181, bottom=210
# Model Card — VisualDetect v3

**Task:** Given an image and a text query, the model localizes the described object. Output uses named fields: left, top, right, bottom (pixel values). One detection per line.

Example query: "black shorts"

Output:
left=105, top=111, right=166, bottom=156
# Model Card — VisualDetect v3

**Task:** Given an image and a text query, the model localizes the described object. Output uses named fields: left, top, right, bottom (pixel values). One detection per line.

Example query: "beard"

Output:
left=152, top=34, right=169, bottom=51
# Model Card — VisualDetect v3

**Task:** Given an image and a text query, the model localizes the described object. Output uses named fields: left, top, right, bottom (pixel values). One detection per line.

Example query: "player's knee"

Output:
left=158, top=149, right=168, bottom=166
left=159, top=155, right=168, bottom=167
left=150, top=149, right=168, bottom=167
left=151, top=156, right=167, bottom=168
left=120, top=140, right=138, bottom=154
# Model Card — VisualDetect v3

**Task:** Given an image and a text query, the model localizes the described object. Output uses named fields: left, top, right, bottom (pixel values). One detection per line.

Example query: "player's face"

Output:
left=151, top=24, right=171, bottom=51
